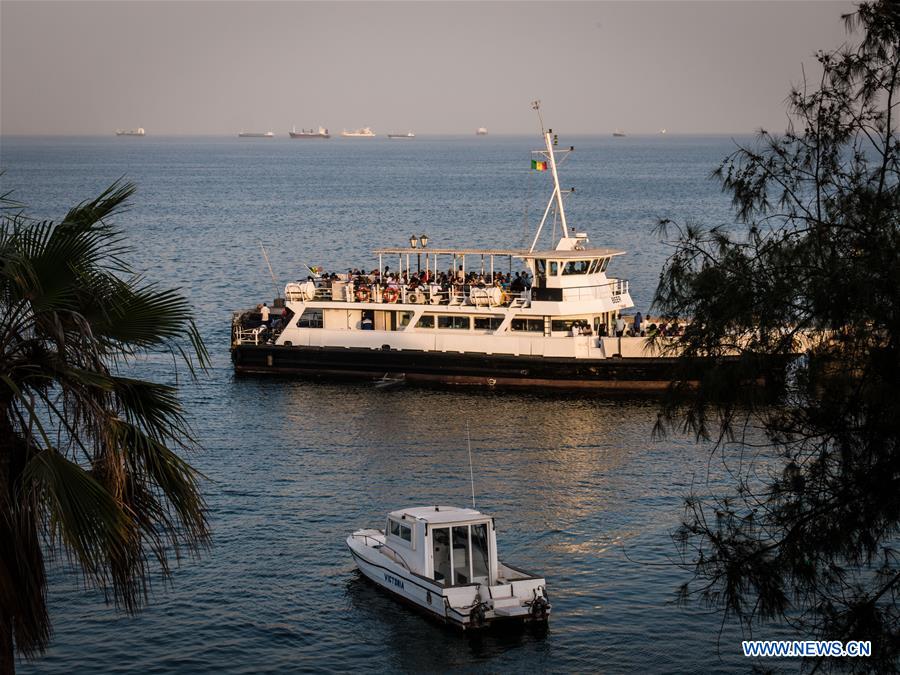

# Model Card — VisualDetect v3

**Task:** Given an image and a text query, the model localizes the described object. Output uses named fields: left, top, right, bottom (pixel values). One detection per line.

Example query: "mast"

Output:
left=529, top=100, right=574, bottom=252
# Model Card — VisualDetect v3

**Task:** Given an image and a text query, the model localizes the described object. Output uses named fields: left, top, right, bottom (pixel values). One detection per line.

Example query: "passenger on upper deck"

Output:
left=510, top=273, right=524, bottom=292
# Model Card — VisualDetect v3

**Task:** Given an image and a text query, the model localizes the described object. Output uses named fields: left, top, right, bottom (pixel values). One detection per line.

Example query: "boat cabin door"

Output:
left=431, top=523, right=492, bottom=586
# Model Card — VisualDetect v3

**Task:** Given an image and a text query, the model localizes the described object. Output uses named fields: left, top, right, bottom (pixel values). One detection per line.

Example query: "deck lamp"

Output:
left=419, top=234, right=428, bottom=248
left=409, top=234, right=418, bottom=249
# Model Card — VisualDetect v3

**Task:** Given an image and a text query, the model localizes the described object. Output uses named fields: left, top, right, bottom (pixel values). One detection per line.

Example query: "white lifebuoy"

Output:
left=285, top=283, right=303, bottom=301
left=301, top=281, right=316, bottom=300
left=488, top=286, right=503, bottom=306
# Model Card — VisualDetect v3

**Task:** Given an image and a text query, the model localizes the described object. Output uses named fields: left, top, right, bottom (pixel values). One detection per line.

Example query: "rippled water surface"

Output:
left=3, top=134, right=766, bottom=673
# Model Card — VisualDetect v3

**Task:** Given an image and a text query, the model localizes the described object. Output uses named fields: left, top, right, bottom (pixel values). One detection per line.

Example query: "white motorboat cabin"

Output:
left=347, top=506, right=550, bottom=629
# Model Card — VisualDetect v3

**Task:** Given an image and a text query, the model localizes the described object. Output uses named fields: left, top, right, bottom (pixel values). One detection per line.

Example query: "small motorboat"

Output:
left=347, top=506, right=551, bottom=629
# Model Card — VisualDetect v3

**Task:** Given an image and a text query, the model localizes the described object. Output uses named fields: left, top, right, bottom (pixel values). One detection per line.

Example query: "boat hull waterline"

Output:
left=347, top=531, right=549, bottom=629
left=231, top=343, right=716, bottom=390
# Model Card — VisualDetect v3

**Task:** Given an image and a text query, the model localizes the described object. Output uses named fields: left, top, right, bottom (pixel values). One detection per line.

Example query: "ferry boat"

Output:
left=115, top=128, right=145, bottom=136
left=341, top=127, right=376, bottom=138
left=388, top=131, right=416, bottom=139
left=230, top=103, right=700, bottom=390
left=613, top=129, right=626, bottom=137
left=290, top=126, right=330, bottom=139
left=476, top=127, right=488, bottom=135
left=347, top=506, right=550, bottom=629
left=238, top=131, right=275, bottom=138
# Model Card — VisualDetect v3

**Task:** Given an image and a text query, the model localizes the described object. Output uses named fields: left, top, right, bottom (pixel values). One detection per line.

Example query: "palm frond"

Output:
left=0, top=180, right=210, bottom=664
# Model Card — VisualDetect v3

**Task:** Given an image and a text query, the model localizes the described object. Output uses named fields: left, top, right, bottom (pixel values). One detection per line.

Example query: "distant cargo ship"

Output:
left=115, top=128, right=145, bottom=136
left=387, top=131, right=415, bottom=139
left=613, top=129, right=626, bottom=137
left=341, top=127, right=376, bottom=138
left=476, top=127, right=488, bottom=135
left=238, top=131, right=275, bottom=138
left=290, top=126, right=330, bottom=139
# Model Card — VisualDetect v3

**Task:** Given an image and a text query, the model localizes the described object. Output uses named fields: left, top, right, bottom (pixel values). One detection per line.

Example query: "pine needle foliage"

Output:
left=654, top=4, right=900, bottom=670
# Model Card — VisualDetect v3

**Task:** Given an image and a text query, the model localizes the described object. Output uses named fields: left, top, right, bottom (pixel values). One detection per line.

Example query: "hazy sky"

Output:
left=1, top=1, right=857, bottom=135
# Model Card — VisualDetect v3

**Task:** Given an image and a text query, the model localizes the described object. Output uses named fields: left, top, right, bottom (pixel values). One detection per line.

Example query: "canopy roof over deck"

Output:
left=373, top=246, right=626, bottom=260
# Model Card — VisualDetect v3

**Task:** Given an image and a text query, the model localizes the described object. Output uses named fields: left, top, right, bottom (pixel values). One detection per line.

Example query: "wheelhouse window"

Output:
left=438, top=315, right=471, bottom=330
left=416, top=315, right=435, bottom=328
left=562, top=260, right=591, bottom=275
left=474, top=316, right=503, bottom=331
left=398, top=311, right=413, bottom=327
left=600, top=257, right=610, bottom=272
left=296, top=308, right=323, bottom=328
left=511, top=318, right=544, bottom=332
left=535, top=259, right=547, bottom=274
left=549, top=261, right=560, bottom=276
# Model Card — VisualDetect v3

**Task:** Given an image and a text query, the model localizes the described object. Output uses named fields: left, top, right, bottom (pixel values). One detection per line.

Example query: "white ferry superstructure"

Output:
left=231, top=103, right=695, bottom=390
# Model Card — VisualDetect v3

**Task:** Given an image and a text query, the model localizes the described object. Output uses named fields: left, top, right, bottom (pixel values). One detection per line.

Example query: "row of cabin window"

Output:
left=535, top=257, right=610, bottom=276
left=414, top=315, right=503, bottom=330
left=389, top=519, right=413, bottom=543
left=415, top=316, right=588, bottom=332
left=296, top=311, right=595, bottom=333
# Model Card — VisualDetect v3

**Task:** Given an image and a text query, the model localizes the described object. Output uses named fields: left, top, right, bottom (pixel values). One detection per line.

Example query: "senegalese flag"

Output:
left=306, top=264, right=321, bottom=275
left=531, top=160, right=547, bottom=171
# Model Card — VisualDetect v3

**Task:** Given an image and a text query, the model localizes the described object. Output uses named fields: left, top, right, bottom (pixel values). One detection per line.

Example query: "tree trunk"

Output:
left=0, top=408, right=15, bottom=675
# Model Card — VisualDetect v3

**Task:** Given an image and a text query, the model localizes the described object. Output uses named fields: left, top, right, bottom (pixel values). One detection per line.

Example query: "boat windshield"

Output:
left=432, top=523, right=491, bottom=586
left=452, top=526, right=471, bottom=585
left=432, top=527, right=451, bottom=584
left=471, top=523, right=490, bottom=582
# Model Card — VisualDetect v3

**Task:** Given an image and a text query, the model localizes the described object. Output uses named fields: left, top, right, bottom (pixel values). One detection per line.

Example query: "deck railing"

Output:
left=286, top=279, right=531, bottom=308
left=285, top=277, right=630, bottom=307
left=560, top=279, right=629, bottom=302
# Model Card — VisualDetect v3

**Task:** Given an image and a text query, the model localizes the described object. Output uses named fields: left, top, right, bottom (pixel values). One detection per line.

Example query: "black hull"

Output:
left=230, top=344, right=709, bottom=391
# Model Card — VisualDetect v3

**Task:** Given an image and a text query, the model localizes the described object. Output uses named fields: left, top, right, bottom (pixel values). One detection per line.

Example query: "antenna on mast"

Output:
left=528, top=100, right=575, bottom=251
left=259, top=241, right=279, bottom=301
left=531, top=99, right=545, bottom=134
left=466, top=422, right=476, bottom=509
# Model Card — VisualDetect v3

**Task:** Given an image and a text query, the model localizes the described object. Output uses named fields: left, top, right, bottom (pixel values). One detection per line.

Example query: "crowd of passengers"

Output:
left=616, top=312, right=683, bottom=338
left=309, top=265, right=533, bottom=301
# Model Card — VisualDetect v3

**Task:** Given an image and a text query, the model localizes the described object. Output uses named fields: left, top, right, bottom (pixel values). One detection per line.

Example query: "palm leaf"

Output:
left=0, top=180, right=210, bottom=665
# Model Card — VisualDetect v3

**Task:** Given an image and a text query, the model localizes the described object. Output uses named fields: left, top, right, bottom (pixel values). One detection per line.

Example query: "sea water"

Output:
left=2, top=134, right=770, bottom=673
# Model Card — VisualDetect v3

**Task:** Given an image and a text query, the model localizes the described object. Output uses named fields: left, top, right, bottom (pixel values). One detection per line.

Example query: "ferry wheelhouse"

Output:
left=232, top=103, right=682, bottom=389
left=347, top=506, right=550, bottom=629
